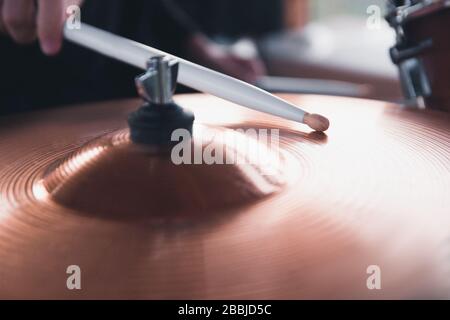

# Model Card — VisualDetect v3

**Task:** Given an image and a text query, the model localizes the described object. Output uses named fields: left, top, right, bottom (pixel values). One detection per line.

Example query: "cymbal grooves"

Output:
left=0, top=94, right=449, bottom=299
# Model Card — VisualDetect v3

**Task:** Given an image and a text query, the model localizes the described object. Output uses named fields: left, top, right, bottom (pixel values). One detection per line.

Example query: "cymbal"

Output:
left=0, top=94, right=449, bottom=299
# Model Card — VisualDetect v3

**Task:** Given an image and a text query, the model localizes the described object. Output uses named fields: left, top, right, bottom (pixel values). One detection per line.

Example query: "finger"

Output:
left=248, top=59, right=267, bottom=78
left=236, top=57, right=266, bottom=77
left=37, top=0, right=64, bottom=55
left=228, top=57, right=260, bottom=83
left=2, top=0, right=37, bottom=44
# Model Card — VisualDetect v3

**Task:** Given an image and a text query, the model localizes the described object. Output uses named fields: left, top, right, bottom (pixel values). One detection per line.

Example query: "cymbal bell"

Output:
left=40, top=126, right=285, bottom=221
left=0, top=94, right=449, bottom=299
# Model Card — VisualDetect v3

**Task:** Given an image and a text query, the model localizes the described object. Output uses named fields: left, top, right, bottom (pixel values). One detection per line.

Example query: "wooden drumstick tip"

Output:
left=303, top=113, right=330, bottom=132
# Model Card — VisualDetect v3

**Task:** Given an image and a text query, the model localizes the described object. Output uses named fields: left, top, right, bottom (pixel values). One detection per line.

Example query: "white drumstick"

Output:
left=64, top=23, right=329, bottom=132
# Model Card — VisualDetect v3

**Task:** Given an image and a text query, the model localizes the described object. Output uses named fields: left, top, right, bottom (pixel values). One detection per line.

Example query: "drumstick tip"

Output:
left=303, top=113, right=330, bottom=132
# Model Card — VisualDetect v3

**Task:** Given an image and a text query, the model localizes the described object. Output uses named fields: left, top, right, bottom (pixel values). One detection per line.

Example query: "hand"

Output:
left=0, top=0, right=84, bottom=55
left=187, top=34, right=267, bottom=84
left=208, top=52, right=267, bottom=84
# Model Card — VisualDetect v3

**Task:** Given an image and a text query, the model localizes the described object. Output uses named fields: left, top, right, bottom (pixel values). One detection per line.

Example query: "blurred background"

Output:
left=254, top=0, right=401, bottom=102
left=0, top=0, right=403, bottom=115
left=310, top=0, right=386, bottom=19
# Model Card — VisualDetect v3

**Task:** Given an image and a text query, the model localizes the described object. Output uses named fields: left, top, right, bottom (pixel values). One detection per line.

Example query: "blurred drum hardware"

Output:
left=387, top=0, right=450, bottom=111
left=256, top=76, right=371, bottom=97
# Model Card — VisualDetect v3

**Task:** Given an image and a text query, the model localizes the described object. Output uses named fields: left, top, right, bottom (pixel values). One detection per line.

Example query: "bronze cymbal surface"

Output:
left=0, top=94, right=449, bottom=299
